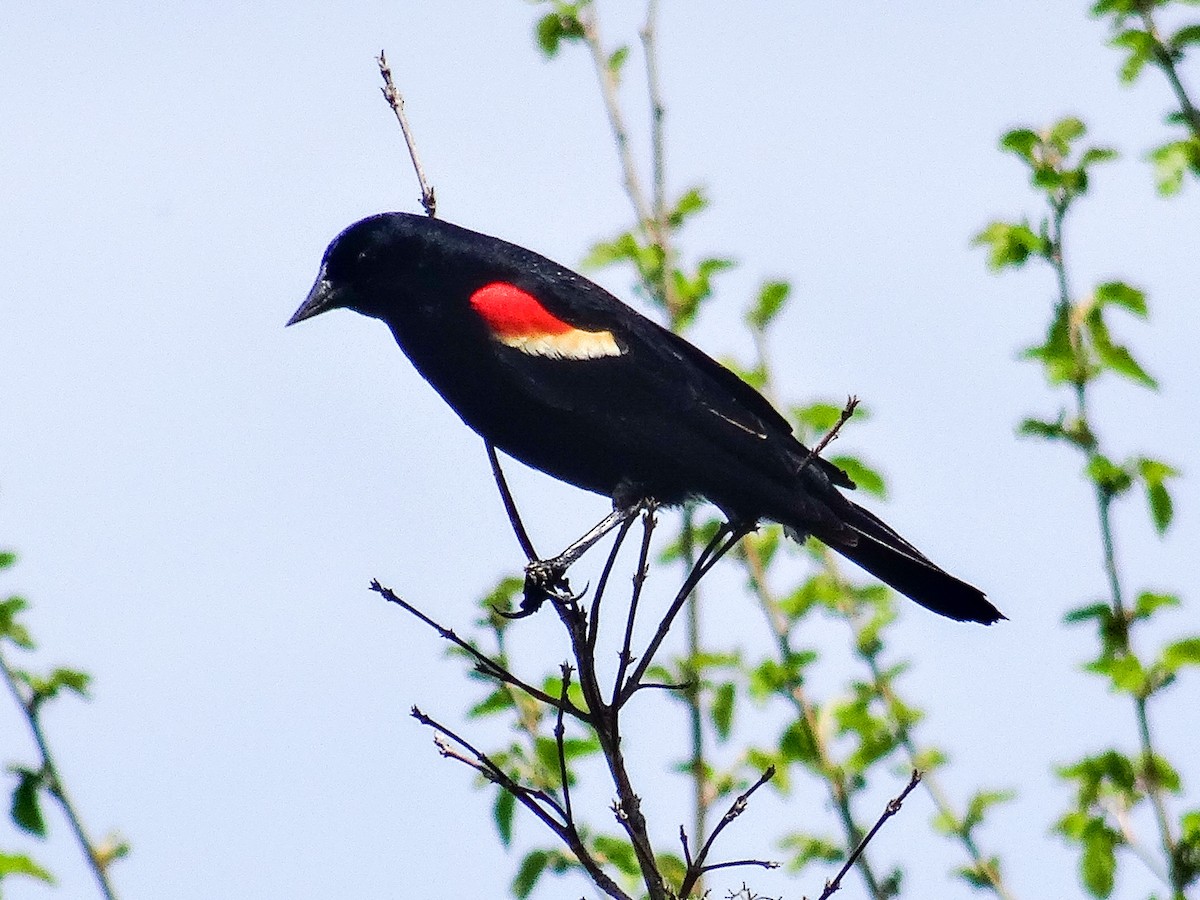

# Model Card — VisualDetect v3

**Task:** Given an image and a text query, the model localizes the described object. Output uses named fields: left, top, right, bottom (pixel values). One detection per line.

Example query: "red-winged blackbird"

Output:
left=289, top=213, right=1001, bottom=625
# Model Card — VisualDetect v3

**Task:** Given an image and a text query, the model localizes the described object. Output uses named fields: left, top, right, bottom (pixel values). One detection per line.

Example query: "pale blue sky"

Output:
left=2, top=3, right=1197, bottom=898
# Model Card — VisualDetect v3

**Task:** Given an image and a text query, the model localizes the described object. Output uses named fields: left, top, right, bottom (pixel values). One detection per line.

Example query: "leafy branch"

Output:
left=1092, top=0, right=1200, bottom=194
left=977, top=116, right=1199, bottom=898
left=1, top=550, right=125, bottom=899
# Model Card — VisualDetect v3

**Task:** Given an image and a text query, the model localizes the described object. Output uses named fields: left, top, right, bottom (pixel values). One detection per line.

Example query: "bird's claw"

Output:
left=505, top=559, right=576, bottom=618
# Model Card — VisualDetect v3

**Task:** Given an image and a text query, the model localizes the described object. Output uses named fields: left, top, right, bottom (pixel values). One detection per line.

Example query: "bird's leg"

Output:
left=512, top=502, right=645, bottom=617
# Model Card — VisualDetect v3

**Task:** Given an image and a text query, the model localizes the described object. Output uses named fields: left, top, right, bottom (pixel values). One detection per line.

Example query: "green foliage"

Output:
left=534, top=2, right=587, bottom=58
left=972, top=221, right=1051, bottom=271
left=0, top=851, right=54, bottom=888
left=1091, top=0, right=1200, bottom=194
left=746, top=281, right=790, bottom=331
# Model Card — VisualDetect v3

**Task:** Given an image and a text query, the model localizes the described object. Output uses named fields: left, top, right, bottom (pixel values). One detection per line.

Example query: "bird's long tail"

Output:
left=820, top=500, right=1003, bottom=625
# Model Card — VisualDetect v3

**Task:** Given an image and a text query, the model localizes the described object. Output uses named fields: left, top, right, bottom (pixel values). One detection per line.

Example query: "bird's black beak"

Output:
left=287, top=269, right=343, bottom=326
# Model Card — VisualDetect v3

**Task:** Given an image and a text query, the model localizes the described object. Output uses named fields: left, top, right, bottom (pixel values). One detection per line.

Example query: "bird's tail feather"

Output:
left=822, top=501, right=1003, bottom=625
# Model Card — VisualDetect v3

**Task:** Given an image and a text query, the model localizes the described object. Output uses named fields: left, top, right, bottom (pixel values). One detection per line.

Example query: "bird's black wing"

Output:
left=489, top=269, right=854, bottom=491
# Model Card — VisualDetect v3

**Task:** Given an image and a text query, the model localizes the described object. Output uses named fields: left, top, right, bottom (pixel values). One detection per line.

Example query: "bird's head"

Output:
left=287, top=212, right=447, bottom=327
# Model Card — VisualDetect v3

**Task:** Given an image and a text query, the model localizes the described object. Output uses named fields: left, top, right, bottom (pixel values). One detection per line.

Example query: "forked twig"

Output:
left=412, top=705, right=631, bottom=900
left=617, top=521, right=749, bottom=706
left=679, top=766, right=778, bottom=896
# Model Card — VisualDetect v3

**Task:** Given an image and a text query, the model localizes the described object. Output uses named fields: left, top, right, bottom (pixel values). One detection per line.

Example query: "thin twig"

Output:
left=412, top=706, right=631, bottom=900
left=618, top=522, right=748, bottom=706
left=370, top=581, right=587, bottom=721
left=816, top=770, right=922, bottom=900
left=0, top=648, right=120, bottom=900
left=1136, top=5, right=1200, bottom=138
left=796, top=396, right=859, bottom=478
left=678, top=504, right=710, bottom=866
left=555, top=663, right=576, bottom=824
left=741, top=542, right=887, bottom=898
left=702, top=858, right=780, bottom=875
left=549, top=580, right=666, bottom=900
left=587, top=512, right=638, bottom=652
left=641, top=0, right=666, bottom=228
left=679, top=766, right=777, bottom=896
left=485, top=442, right=539, bottom=562
left=578, top=10, right=653, bottom=229
left=612, top=507, right=658, bottom=704
left=376, top=50, right=437, bottom=217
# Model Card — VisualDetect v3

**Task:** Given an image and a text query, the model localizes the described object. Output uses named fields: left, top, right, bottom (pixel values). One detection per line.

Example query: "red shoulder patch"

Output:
left=469, top=282, right=573, bottom=338
left=469, top=281, right=623, bottom=360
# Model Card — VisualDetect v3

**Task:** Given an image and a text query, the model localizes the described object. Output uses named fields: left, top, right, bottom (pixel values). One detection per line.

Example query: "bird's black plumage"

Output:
left=289, top=212, right=1001, bottom=625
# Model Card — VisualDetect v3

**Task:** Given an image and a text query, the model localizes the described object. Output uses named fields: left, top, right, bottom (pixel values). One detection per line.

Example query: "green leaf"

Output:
left=39, top=668, right=92, bottom=701
left=512, top=849, right=548, bottom=898
left=11, top=769, right=47, bottom=837
left=0, top=551, right=16, bottom=569
left=827, top=455, right=887, bottom=498
left=779, top=832, right=843, bottom=872
left=0, top=852, right=54, bottom=884
left=1085, top=455, right=1133, bottom=497
left=470, top=688, right=515, bottom=718
left=534, top=10, right=585, bottom=58
left=1000, top=128, right=1039, bottom=161
left=779, top=719, right=821, bottom=769
left=1094, top=281, right=1147, bottom=317
left=583, top=231, right=640, bottom=270
left=1085, top=307, right=1157, bottom=388
left=1111, top=28, right=1154, bottom=83
left=1080, top=147, right=1119, bottom=168
left=747, top=280, right=790, bottom=331
left=973, top=221, right=1052, bottom=270
left=606, top=45, right=629, bottom=78
left=1080, top=818, right=1120, bottom=898
left=710, top=681, right=735, bottom=740
left=1049, top=117, right=1087, bottom=148
left=1162, top=638, right=1200, bottom=673
left=792, top=402, right=847, bottom=435
left=1, top=596, right=35, bottom=649
left=1086, top=653, right=1148, bottom=695
left=956, top=858, right=1004, bottom=890
left=1134, top=591, right=1179, bottom=619
left=668, top=187, right=708, bottom=227
left=963, top=789, right=1015, bottom=832
left=1137, top=457, right=1178, bottom=534
left=1170, top=24, right=1200, bottom=54
left=593, top=835, right=639, bottom=876
left=1150, top=137, right=1200, bottom=196
left=1064, top=602, right=1112, bottom=624
left=911, top=746, right=948, bottom=772
left=493, top=787, right=515, bottom=847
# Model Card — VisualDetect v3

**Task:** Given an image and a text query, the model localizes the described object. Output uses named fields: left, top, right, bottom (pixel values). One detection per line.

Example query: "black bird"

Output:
left=289, top=212, right=1001, bottom=625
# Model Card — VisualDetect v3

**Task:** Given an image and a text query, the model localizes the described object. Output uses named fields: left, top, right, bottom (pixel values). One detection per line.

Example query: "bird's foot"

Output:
left=497, top=559, right=576, bottom=619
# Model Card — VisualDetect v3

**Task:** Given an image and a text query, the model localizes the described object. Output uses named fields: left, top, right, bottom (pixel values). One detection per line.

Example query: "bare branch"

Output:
left=816, top=770, right=922, bottom=900
left=796, top=396, right=859, bottom=478
left=485, top=442, right=538, bottom=562
left=612, top=507, right=658, bottom=704
left=679, top=766, right=777, bottom=897
left=618, top=521, right=748, bottom=706
left=556, top=663, right=576, bottom=824
left=587, top=511, right=639, bottom=652
left=370, top=580, right=587, bottom=721
left=412, top=706, right=632, bottom=900
left=376, top=50, right=436, bottom=217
